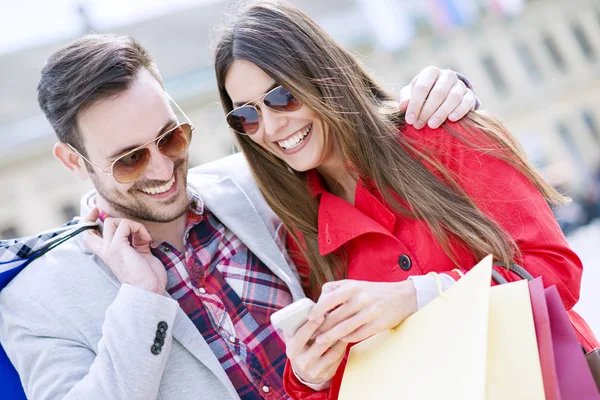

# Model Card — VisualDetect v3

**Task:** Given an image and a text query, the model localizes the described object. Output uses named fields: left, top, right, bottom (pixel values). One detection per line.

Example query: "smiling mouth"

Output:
left=139, top=175, right=175, bottom=195
left=277, top=124, right=312, bottom=150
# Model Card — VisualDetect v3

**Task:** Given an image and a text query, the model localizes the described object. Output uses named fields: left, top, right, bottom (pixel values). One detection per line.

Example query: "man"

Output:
left=0, top=34, right=476, bottom=399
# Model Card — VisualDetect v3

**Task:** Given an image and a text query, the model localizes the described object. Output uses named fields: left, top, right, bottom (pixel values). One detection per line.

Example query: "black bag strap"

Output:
left=26, top=222, right=98, bottom=261
left=0, top=220, right=98, bottom=267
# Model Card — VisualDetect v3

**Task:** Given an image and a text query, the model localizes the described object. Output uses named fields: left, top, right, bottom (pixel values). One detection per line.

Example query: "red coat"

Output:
left=283, top=121, right=599, bottom=400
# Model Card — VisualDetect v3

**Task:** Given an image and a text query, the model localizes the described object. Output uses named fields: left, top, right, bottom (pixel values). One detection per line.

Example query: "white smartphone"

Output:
left=270, top=298, right=316, bottom=336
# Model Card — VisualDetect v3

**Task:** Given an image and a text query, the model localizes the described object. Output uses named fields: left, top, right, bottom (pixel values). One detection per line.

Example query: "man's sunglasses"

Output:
left=68, top=122, right=194, bottom=184
left=226, top=85, right=303, bottom=135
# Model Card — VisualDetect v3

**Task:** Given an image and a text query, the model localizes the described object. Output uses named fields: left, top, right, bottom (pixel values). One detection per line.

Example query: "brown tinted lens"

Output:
left=157, top=123, right=192, bottom=156
left=113, top=148, right=151, bottom=183
left=263, top=86, right=302, bottom=112
left=227, top=106, right=260, bottom=135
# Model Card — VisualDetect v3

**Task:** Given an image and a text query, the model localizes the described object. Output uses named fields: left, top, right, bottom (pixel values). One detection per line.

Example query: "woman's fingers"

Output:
left=285, top=317, right=325, bottom=359
left=316, top=296, right=362, bottom=334
left=316, top=308, right=373, bottom=344
left=307, top=340, right=348, bottom=380
left=309, top=282, right=355, bottom=321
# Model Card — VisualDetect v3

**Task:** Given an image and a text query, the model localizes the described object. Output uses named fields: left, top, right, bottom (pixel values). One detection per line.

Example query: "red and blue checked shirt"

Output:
left=148, top=192, right=293, bottom=399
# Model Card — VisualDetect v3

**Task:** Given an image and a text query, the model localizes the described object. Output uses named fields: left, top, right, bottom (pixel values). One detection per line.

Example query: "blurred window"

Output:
left=557, top=122, right=582, bottom=158
left=542, top=35, right=567, bottom=71
left=481, top=55, right=508, bottom=93
left=1, top=226, right=19, bottom=239
left=583, top=110, right=600, bottom=142
left=571, top=22, right=596, bottom=61
left=515, top=42, right=542, bottom=83
left=557, top=121, right=591, bottom=182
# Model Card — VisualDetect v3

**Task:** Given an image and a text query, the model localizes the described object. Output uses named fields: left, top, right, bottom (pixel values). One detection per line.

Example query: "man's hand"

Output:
left=399, top=66, right=477, bottom=129
left=82, top=208, right=167, bottom=295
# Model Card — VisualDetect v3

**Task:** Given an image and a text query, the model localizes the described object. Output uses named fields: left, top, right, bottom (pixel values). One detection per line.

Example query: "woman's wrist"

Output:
left=293, top=367, right=332, bottom=391
left=392, top=280, right=418, bottom=325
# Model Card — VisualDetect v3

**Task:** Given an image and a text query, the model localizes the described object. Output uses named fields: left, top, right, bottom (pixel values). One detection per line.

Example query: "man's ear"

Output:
left=53, top=142, right=90, bottom=180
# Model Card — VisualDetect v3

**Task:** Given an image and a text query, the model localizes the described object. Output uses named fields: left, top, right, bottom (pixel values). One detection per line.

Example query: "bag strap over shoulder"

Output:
left=0, top=219, right=98, bottom=265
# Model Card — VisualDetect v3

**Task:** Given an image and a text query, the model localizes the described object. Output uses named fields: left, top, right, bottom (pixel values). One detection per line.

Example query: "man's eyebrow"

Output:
left=107, top=119, right=177, bottom=159
left=232, top=83, right=279, bottom=108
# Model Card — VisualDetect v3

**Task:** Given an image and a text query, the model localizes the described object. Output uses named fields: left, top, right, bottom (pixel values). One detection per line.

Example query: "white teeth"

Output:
left=277, top=124, right=312, bottom=150
left=141, top=175, right=175, bottom=195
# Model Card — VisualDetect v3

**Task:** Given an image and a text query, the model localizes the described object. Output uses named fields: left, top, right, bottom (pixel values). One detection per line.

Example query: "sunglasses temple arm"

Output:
left=165, top=92, right=193, bottom=125
left=66, top=143, right=112, bottom=176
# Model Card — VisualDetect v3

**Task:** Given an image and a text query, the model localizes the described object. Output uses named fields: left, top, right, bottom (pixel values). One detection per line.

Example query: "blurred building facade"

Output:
left=0, top=0, right=599, bottom=237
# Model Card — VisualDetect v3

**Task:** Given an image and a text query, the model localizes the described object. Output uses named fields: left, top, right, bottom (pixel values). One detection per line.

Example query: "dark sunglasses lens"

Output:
left=113, top=148, right=151, bottom=184
left=227, top=106, right=260, bottom=135
left=158, top=123, right=192, bottom=156
left=264, top=86, right=302, bottom=111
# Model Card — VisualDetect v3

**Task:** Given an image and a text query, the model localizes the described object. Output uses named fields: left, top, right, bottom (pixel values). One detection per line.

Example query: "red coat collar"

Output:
left=307, top=170, right=397, bottom=256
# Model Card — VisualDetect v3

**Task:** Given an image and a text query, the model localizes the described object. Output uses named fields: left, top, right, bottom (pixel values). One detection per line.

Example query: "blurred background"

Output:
left=0, top=0, right=599, bottom=331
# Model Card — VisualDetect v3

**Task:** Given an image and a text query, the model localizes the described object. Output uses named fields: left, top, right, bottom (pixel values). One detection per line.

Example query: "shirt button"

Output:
left=198, top=287, right=207, bottom=294
left=262, top=386, right=270, bottom=393
left=163, top=246, right=170, bottom=252
left=398, top=254, right=412, bottom=271
left=229, top=335, right=236, bottom=343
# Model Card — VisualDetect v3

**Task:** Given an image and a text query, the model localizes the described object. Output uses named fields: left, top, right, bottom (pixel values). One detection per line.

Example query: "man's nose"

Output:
left=143, top=146, right=175, bottom=181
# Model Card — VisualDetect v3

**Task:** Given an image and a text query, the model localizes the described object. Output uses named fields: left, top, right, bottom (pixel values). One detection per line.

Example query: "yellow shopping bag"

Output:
left=338, top=255, right=545, bottom=400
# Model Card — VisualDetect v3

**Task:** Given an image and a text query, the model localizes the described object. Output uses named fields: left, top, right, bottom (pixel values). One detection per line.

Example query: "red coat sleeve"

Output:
left=404, top=120, right=583, bottom=310
left=283, top=233, right=340, bottom=399
left=283, top=356, right=348, bottom=400
left=283, top=360, right=331, bottom=400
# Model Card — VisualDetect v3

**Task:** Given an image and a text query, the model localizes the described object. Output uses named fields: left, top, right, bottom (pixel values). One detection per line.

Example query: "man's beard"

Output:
left=92, top=158, right=189, bottom=223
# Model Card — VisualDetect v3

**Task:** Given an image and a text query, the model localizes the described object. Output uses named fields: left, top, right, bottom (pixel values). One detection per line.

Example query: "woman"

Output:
left=213, top=1, right=599, bottom=398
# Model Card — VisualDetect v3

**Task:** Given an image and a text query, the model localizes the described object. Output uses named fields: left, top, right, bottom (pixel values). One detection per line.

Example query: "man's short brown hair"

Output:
left=38, top=34, right=163, bottom=156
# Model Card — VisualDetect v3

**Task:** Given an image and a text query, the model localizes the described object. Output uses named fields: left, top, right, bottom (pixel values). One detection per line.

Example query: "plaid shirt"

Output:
left=150, top=192, right=293, bottom=399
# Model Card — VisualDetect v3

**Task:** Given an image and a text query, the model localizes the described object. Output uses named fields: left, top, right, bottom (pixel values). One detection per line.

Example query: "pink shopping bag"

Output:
left=529, top=278, right=561, bottom=400
left=544, top=285, right=600, bottom=399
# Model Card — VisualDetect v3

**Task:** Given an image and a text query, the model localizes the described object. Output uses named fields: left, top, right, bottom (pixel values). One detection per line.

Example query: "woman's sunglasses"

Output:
left=226, top=85, right=303, bottom=135
left=68, top=122, right=194, bottom=184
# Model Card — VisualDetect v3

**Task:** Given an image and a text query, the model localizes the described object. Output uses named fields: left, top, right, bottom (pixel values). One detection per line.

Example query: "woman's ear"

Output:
left=53, top=142, right=90, bottom=180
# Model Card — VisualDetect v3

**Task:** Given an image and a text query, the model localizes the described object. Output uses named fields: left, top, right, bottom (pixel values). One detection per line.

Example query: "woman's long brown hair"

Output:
left=213, top=0, right=567, bottom=298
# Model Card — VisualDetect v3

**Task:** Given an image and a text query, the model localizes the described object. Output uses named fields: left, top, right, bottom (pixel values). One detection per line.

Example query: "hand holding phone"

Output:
left=270, top=298, right=316, bottom=336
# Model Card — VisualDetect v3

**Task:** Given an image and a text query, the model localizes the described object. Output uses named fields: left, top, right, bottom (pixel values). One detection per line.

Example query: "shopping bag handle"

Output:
left=491, top=261, right=535, bottom=284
